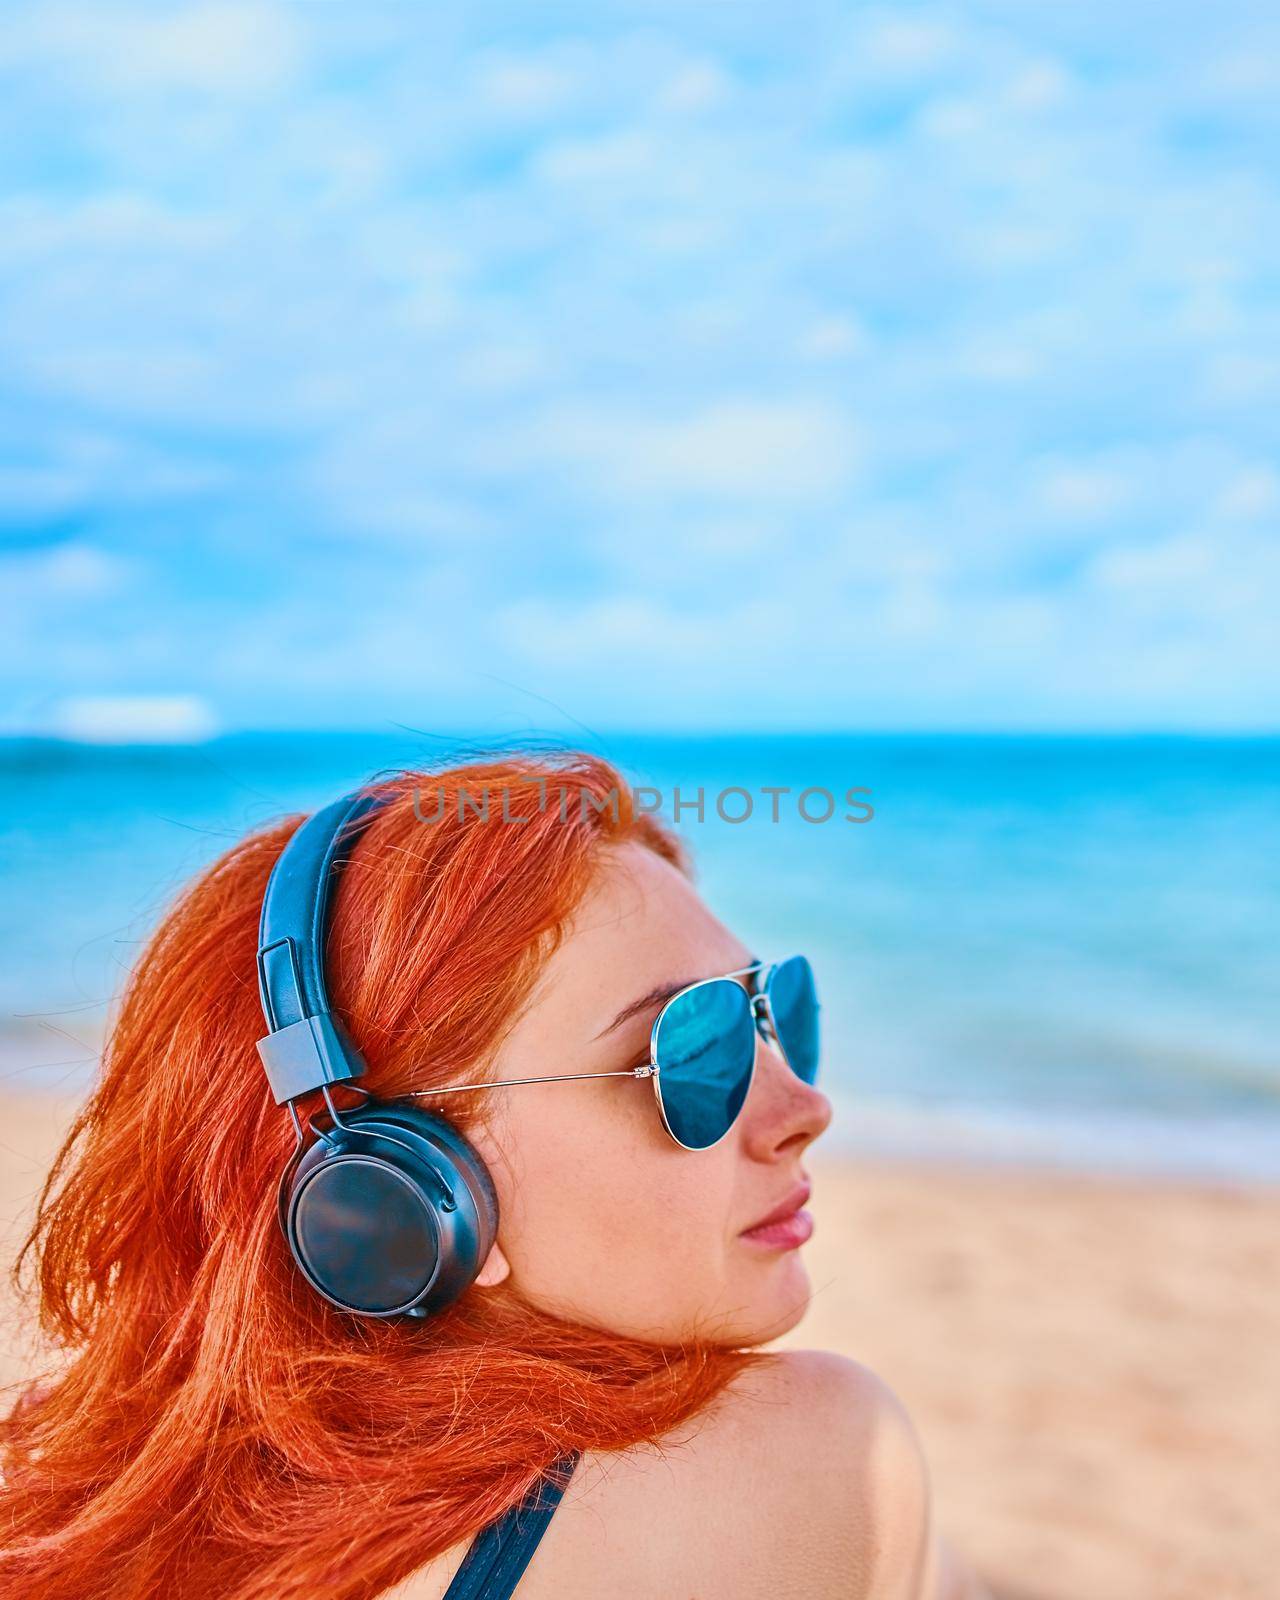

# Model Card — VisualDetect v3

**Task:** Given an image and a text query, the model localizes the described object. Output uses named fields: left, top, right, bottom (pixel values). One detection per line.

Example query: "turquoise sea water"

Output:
left=2, top=730, right=1277, bottom=1180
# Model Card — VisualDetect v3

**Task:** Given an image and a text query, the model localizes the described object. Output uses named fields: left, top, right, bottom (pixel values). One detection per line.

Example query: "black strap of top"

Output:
left=442, top=1452, right=581, bottom=1600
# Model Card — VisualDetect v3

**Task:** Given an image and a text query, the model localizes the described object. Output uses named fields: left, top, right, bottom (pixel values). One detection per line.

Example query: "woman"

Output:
left=1, top=749, right=988, bottom=1599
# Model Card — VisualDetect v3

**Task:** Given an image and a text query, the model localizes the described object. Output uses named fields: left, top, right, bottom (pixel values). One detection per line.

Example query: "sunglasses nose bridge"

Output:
left=748, top=988, right=777, bottom=1044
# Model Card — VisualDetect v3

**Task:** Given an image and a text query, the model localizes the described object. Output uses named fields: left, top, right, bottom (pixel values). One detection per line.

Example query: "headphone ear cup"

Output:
left=283, top=1099, right=499, bottom=1321
left=373, top=1099, right=501, bottom=1271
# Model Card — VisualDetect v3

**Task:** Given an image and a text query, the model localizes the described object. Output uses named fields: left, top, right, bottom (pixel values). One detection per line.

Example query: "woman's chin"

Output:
left=720, top=1259, right=813, bottom=1345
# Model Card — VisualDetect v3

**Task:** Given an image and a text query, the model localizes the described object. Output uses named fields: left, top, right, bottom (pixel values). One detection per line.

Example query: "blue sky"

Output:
left=2, top=1, right=1278, bottom=737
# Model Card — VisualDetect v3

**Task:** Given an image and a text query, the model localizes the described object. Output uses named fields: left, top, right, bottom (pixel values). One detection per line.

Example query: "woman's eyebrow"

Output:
left=593, top=979, right=696, bottom=1040
left=592, top=958, right=762, bottom=1039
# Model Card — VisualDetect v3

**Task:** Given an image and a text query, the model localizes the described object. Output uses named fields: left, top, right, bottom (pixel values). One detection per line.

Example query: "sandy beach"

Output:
left=1, top=1082, right=1276, bottom=1600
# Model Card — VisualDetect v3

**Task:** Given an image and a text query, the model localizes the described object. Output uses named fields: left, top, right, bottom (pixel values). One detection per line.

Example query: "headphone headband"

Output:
left=253, top=782, right=500, bottom=1320
left=255, top=788, right=392, bottom=1104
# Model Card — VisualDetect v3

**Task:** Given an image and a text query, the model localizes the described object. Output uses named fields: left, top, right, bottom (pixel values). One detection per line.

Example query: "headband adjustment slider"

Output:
left=256, top=1010, right=366, bottom=1105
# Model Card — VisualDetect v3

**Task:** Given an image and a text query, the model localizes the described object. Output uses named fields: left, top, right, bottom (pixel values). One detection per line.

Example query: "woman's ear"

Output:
left=474, top=1240, right=511, bottom=1288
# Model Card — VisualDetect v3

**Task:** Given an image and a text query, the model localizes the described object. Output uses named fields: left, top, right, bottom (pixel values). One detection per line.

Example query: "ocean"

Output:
left=3, top=729, right=1277, bottom=1181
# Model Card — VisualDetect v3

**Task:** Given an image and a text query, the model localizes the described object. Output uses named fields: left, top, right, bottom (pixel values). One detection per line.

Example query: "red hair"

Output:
left=0, top=748, right=769, bottom=1598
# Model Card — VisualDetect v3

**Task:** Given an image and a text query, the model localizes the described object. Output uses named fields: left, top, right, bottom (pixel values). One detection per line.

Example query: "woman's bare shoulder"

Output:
left=382, top=1352, right=939, bottom=1600
left=553, top=1349, right=936, bottom=1600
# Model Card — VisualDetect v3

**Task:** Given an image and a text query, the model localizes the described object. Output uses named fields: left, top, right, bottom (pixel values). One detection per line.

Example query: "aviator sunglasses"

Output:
left=407, top=954, right=820, bottom=1151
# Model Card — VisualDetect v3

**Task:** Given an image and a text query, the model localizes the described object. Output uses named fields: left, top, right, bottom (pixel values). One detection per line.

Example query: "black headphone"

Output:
left=255, top=787, right=499, bottom=1321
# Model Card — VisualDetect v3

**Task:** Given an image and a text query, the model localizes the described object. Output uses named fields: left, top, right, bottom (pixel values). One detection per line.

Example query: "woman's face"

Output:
left=464, top=840, right=834, bottom=1345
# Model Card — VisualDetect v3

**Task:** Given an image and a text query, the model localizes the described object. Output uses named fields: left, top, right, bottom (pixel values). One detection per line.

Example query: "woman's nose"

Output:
left=742, top=1032, right=833, bottom=1155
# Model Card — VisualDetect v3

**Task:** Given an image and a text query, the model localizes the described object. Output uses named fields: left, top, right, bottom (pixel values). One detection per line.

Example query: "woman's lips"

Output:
left=739, top=1207, right=814, bottom=1249
left=739, top=1180, right=813, bottom=1248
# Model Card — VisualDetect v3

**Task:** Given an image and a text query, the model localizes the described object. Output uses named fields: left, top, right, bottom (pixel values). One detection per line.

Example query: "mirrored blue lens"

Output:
left=768, top=955, right=820, bottom=1084
left=653, top=978, right=756, bottom=1149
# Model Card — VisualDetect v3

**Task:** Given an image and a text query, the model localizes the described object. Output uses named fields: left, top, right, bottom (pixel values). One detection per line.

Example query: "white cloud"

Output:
left=1035, top=462, right=1135, bottom=522
left=48, top=694, right=219, bottom=742
left=1203, top=351, right=1280, bottom=404
left=800, top=314, right=869, bottom=361
left=882, top=577, right=946, bottom=638
left=656, top=61, right=730, bottom=115
left=916, top=94, right=986, bottom=141
left=4, top=542, right=133, bottom=600
left=954, top=340, right=1039, bottom=384
left=532, top=398, right=863, bottom=503
left=1214, top=466, right=1280, bottom=520
left=532, top=128, right=660, bottom=186
left=0, top=424, right=226, bottom=518
left=496, top=593, right=785, bottom=671
left=8, top=1, right=302, bottom=96
left=1089, top=535, right=1215, bottom=592
left=1006, top=61, right=1071, bottom=111
left=475, top=54, right=577, bottom=118
left=859, top=15, right=957, bottom=75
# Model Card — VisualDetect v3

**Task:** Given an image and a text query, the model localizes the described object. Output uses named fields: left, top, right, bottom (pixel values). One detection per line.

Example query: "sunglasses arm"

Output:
left=406, top=1064, right=657, bottom=1099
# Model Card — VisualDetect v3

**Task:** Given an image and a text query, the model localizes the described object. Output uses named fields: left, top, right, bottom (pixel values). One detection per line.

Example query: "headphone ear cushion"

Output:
left=373, top=1099, right=500, bottom=1262
left=283, top=1100, right=499, bottom=1320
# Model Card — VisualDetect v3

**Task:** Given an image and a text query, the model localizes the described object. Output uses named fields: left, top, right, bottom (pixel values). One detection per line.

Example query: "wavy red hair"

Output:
left=0, top=748, right=770, bottom=1598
